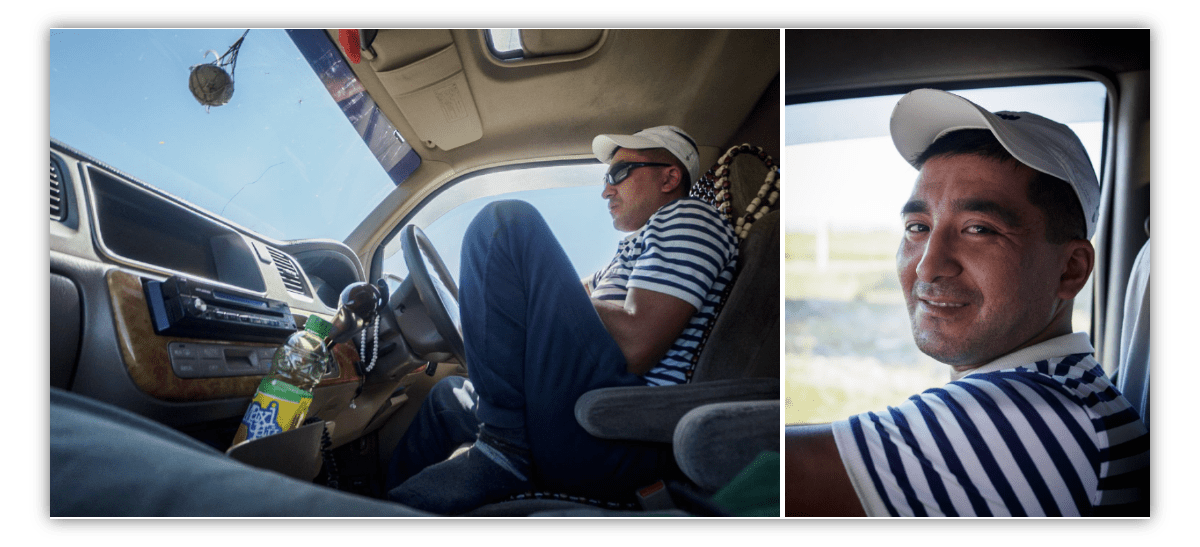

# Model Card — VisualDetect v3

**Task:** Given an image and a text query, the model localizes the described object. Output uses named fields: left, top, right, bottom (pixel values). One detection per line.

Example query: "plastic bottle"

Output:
left=232, top=315, right=333, bottom=446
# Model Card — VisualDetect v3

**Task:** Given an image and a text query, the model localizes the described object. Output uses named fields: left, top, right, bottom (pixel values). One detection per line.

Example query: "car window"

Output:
left=49, top=29, right=415, bottom=242
left=486, top=29, right=524, bottom=59
left=784, top=81, right=1107, bottom=424
left=380, top=163, right=626, bottom=289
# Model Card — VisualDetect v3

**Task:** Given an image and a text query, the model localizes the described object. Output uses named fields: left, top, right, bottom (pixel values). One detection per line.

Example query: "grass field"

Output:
left=784, top=353, right=945, bottom=424
left=784, top=230, right=899, bottom=263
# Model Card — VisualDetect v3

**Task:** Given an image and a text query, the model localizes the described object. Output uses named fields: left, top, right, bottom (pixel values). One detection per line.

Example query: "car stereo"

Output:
left=145, top=275, right=297, bottom=344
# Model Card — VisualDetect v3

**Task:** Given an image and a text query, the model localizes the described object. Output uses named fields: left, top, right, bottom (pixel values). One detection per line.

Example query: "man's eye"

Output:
left=966, top=225, right=995, bottom=235
left=905, top=223, right=928, bottom=233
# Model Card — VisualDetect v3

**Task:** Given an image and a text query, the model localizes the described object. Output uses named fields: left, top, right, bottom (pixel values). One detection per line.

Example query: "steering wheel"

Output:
left=394, top=224, right=467, bottom=367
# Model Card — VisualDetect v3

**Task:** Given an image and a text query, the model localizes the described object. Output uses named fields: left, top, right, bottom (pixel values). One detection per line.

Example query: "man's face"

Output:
left=601, top=148, right=678, bottom=232
left=897, top=154, right=1071, bottom=373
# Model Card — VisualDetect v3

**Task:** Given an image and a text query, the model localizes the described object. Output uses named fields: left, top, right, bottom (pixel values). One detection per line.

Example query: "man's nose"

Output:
left=915, top=227, right=962, bottom=282
left=601, top=183, right=615, bottom=199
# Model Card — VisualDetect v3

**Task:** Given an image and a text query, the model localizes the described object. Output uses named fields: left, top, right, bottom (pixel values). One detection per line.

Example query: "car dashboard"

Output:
left=50, top=139, right=418, bottom=450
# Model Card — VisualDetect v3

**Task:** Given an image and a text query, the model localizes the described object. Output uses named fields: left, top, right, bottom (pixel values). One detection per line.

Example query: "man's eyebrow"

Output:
left=900, top=200, right=927, bottom=215
left=955, top=198, right=1024, bottom=227
left=900, top=198, right=1026, bottom=227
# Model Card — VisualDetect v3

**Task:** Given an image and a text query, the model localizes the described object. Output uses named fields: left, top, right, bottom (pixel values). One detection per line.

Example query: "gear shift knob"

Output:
left=326, top=281, right=384, bottom=346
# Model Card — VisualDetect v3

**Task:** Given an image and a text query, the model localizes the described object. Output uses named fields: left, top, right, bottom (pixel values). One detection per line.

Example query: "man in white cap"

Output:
left=784, top=90, right=1148, bottom=517
left=387, top=126, right=738, bottom=514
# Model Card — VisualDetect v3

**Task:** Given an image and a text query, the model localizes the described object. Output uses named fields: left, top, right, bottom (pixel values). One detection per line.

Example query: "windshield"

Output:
left=49, top=29, right=409, bottom=242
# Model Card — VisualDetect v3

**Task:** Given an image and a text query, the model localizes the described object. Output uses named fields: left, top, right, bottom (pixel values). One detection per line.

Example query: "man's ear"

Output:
left=1057, top=239, right=1095, bottom=300
left=659, top=166, right=683, bottom=195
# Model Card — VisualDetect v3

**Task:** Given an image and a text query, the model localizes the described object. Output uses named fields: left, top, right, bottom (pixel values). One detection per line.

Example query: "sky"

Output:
left=49, top=29, right=397, bottom=242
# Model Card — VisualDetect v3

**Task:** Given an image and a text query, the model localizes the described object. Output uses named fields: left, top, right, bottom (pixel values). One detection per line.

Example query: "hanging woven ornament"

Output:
left=188, top=30, right=249, bottom=111
left=690, top=143, right=780, bottom=239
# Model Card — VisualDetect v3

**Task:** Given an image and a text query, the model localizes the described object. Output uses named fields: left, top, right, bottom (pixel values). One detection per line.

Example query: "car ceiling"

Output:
left=785, top=29, right=1150, bottom=102
left=337, top=29, right=779, bottom=173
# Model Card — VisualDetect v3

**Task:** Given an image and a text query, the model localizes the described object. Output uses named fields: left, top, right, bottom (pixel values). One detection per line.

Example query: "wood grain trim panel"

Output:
left=106, top=270, right=360, bottom=402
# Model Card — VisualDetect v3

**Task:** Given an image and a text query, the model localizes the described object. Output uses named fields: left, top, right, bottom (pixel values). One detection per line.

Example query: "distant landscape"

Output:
left=784, top=230, right=945, bottom=424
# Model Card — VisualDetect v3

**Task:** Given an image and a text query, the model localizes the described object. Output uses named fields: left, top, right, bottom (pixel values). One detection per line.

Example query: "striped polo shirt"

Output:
left=832, top=333, right=1150, bottom=516
left=589, top=197, right=738, bottom=386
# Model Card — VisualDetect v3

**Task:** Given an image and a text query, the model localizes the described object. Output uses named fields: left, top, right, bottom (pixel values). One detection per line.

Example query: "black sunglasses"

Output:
left=604, top=161, right=673, bottom=186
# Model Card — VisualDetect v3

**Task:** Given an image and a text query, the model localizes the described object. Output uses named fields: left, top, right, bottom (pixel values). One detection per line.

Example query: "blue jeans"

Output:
left=387, top=200, right=675, bottom=500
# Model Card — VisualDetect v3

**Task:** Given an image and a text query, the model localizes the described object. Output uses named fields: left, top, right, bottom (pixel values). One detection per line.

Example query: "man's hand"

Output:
left=785, top=424, right=865, bottom=517
left=592, top=288, right=695, bottom=375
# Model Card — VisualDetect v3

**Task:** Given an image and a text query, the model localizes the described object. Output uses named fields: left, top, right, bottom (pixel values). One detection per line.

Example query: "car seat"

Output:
left=573, top=145, right=780, bottom=509
left=1116, top=238, right=1149, bottom=430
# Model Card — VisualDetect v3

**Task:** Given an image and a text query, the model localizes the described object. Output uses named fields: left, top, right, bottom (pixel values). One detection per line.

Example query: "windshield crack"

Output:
left=220, top=161, right=285, bottom=217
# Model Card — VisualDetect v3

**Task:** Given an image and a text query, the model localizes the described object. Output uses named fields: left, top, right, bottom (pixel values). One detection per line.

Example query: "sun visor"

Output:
left=376, top=43, right=483, bottom=151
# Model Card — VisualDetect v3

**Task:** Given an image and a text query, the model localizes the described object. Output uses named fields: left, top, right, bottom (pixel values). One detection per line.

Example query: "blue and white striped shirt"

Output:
left=590, top=198, right=738, bottom=386
left=832, top=333, right=1149, bottom=516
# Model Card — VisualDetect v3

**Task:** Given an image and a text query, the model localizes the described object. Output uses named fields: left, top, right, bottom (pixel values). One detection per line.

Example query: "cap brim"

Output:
left=592, top=134, right=662, bottom=162
left=890, top=89, right=998, bottom=167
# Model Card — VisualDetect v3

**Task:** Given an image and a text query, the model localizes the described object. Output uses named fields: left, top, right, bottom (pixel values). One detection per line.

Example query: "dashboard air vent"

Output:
left=50, top=155, right=67, bottom=222
left=267, top=246, right=309, bottom=296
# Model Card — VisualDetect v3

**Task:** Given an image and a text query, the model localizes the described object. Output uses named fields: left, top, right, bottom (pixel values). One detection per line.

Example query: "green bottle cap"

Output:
left=303, top=314, right=333, bottom=339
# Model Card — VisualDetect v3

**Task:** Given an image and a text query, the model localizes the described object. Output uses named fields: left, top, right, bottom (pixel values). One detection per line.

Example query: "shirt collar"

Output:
left=950, top=332, right=1095, bottom=382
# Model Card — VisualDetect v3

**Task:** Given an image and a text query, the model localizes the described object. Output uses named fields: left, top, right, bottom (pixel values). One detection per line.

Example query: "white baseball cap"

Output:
left=592, top=125, right=701, bottom=186
left=890, top=88, right=1100, bottom=239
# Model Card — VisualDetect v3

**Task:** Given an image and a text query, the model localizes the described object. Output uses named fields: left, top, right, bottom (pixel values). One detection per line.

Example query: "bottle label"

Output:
left=239, top=378, right=313, bottom=442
